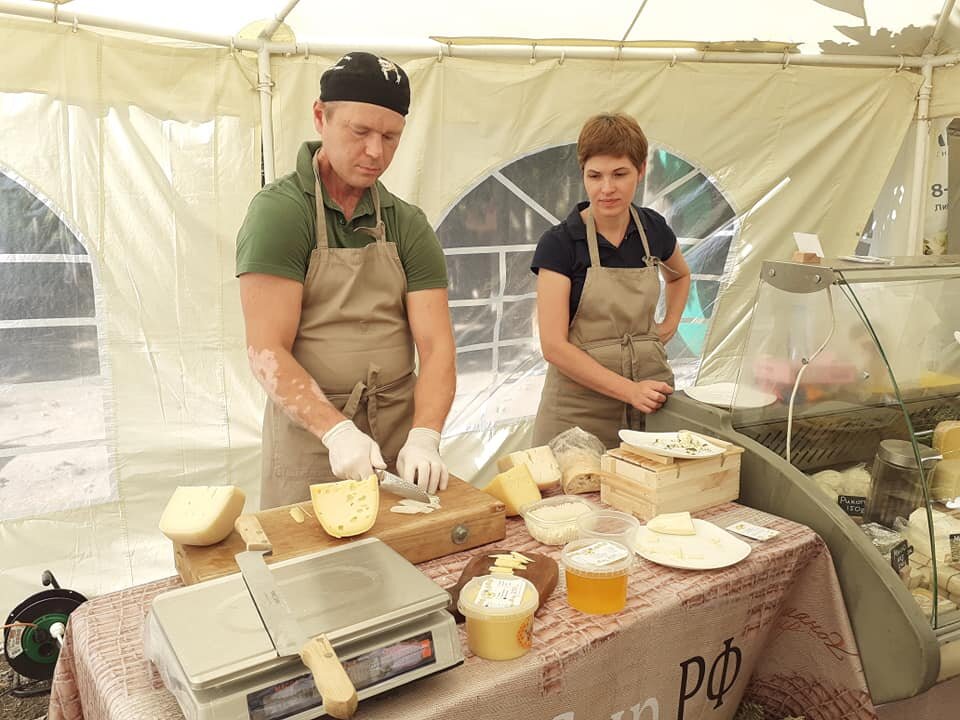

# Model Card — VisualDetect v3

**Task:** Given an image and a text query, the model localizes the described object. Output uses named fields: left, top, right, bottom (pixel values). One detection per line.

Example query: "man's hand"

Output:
left=321, top=420, right=386, bottom=480
left=628, top=380, right=674, bottom=414
left=397, top=427, right=448, bottom=494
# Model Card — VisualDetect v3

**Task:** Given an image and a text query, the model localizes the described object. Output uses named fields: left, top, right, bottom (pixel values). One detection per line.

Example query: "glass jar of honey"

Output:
left=561, top=539, right=633, bottom=614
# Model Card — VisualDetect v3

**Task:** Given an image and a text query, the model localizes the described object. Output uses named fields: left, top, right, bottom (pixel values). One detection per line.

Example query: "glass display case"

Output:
left=647, top=255, right=960, bottom=704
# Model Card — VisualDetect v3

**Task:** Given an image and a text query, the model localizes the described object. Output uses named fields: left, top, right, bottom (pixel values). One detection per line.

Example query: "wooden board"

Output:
left=174, top=477, right=506, bottom=585
left=444, top=548, right=559, bottom=623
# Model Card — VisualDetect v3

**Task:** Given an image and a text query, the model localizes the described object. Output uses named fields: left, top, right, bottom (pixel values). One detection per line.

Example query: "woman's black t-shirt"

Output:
left=530, top=201, right=677, bottom=319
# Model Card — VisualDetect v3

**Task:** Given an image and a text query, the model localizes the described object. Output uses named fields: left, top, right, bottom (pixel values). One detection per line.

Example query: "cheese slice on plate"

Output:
left=646, top=511, right=696, bottom=536
left=159, top=485, right=246, bottom=546
left=310, top=475, right=379, bottom=538
left=483, top=464, right=541, bottom=516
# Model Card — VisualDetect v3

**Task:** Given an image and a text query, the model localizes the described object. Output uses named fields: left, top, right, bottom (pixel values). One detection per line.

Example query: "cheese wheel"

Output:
left=310, top=475, right=379, bottom=538
left=159, top=486, right=246, bottom=546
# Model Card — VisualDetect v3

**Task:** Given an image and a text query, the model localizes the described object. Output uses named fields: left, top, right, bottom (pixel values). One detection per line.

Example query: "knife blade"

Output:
left=377, top=469, right=432, bottom=503
left=234, top=515, right=358, bottom=719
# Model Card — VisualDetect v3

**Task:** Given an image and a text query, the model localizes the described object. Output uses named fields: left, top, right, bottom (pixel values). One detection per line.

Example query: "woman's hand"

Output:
left=628, top=380, right=674, bottom=414
left=654, top=321, right=678, bottom=345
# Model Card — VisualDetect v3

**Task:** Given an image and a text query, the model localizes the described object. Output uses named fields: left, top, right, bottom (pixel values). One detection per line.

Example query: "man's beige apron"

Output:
left=532, top=206, right=674, bottom=449
left=260, top=154, right=416, bottom=508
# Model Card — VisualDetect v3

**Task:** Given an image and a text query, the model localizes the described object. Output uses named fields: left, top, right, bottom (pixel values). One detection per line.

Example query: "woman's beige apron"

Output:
left=260, top=154, right=416, bottom=508
left=532, top=205, right=674, bottom=449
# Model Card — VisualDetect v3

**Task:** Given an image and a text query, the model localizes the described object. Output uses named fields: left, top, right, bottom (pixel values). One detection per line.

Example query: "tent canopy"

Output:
left=13, top=0, right=960, bottom=57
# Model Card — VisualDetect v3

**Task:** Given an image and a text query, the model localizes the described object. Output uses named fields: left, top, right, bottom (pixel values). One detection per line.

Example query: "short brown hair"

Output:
left=577, top=113, right=648, bottom=172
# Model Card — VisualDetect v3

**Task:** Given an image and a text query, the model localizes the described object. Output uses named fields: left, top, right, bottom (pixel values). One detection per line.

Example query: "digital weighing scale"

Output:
left=145, top=538, right=463, bottom=720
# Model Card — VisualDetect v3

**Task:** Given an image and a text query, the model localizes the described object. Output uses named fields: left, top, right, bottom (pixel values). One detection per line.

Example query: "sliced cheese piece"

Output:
left=489, top=566, right=514, bottom=575
left=494, top=557, right=527, bottom=569
left=159, top=486, right=246, bottom=546
left=289, top=506, right=306, bottom=524
left=646, top=512, right=696, bottom=536
left=497, top=446, right=562, bottom=490
left=310, top=475, right=379, bottom=538
left=483, top=464, right=541, bottom=516
left=934, top=421, right=960, bottom=459
left=510, top=551, right=534, bottom=563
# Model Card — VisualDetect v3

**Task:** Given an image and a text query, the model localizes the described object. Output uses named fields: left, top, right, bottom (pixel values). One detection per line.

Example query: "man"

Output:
left=236, top=52, right=456, bottom=509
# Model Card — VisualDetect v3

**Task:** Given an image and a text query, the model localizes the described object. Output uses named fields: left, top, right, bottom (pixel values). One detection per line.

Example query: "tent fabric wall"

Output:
left=0, top=18, right=262, bottom=614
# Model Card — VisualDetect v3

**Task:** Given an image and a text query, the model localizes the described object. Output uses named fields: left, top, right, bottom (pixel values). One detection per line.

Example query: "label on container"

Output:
left=726, top=521, right=780, bottom=541
left=475, top=577, right=526, bottom=609
left=890, top=540, right=911, bottom=574
left=950, top=533, right=960, bottom=563
left=568, top=541, right=630, bottom=567
left=837, top=495, right=867, bottom=517
left=6, top=624, right=24, bottom=659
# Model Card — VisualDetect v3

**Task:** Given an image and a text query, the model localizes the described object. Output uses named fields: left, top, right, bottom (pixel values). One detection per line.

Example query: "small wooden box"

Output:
left=600, top=434, right=742, bottom=520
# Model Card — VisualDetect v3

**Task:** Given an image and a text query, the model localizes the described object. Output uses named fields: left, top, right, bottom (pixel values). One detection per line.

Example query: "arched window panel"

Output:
left=437, top=143, right=737, bottom=435
left=0, top=169, right=113, bottom=522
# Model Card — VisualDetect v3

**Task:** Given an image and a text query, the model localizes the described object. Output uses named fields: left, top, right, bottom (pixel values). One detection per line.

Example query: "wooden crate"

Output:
left=600, top=434, right=742, bottom=520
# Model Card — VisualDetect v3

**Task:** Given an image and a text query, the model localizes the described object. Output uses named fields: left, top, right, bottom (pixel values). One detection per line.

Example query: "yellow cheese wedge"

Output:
left=496, top=446, right=562, bottom=490
left=646, top=511, right=696, bottom=536
left=159, top=486, right=246, bottom=546
left=483, top=464, right=541, bottom=516
left=310, top=475, right=379, bottom=538
left=933, top=421, right=960, bottom=459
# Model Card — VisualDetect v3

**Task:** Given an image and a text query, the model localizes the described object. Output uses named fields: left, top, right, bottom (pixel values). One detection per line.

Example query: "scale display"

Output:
left=245, top=632, right=436, bottom=720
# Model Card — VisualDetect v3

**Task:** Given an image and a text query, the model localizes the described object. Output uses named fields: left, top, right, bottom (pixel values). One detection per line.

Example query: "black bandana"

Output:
left=320, top=51, right=410, bottom=116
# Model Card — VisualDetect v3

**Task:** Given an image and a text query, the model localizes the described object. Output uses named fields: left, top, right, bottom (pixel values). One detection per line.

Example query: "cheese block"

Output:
left=933, top=421, right=960, bottom=459
left=159, top=486, right=246, bottom=546
left=646, top=511, right=696, bottom=536
left=483, top=464, right=541, bottom=516
left=496, top=446, right=562, bottom=490
left=310, top=475, right=379, bottom=538
left=931, top=458, right=960, bottom=501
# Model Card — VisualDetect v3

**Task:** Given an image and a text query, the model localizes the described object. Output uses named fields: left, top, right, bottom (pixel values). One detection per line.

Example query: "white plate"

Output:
left=684, top=382, right=777, bottom=409
left=635, top=519, right=752, bottom=570
left=618, top=430, right=725, bottom=459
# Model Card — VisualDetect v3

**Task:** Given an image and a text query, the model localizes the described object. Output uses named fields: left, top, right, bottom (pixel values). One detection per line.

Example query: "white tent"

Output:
left=1, top=0, right=959, bottom=614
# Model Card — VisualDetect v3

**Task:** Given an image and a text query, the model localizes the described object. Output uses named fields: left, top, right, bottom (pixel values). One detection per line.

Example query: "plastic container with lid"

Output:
left=520, top=495, right=598, bottom=545
left=561, top=539, right=633, bottom=614
left=576, top=509, right=640, bottom=551
left=457, top=575, right=539, bottom=660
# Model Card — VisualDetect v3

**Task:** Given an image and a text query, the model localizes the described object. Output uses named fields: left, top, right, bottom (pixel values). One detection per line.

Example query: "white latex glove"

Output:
left=396, top=427, right=448, bottom=494
left=321, top=420, right=386, bottom=480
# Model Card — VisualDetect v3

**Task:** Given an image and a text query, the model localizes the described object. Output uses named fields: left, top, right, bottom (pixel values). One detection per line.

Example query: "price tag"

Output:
left=890, top=540, right=912, bottom=574
left=726, top=521, right=780, bottom=541
left=568, top=541, right=630, bottom=567
left=476, top=577, right=526, bottom=609
left=950, top=533, right=960, bottom=563
left=837, top=495, right=867, bottom=517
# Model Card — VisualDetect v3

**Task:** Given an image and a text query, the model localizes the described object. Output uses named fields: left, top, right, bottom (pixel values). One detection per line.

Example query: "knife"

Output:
left=234, top=515, right=358, bottom=720
left=377, top=469, right=432, bottom=503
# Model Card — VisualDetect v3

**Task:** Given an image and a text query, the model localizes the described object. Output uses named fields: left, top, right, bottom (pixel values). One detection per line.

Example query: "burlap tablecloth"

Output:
left=49, top=502, right=875, bottom=720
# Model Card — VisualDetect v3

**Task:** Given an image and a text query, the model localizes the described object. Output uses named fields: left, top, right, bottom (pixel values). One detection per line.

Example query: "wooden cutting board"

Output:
left=174, top=476, right=506, bottom=585
left=445, top=548, right=559, bottom=623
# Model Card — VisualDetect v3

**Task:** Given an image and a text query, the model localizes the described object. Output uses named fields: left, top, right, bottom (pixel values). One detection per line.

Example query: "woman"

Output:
left=531, top=113, right=691, bottom=448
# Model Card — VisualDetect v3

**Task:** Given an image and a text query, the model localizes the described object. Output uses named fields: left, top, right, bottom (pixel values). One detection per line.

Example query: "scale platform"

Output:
left=145, top=538, right=463, bottom=720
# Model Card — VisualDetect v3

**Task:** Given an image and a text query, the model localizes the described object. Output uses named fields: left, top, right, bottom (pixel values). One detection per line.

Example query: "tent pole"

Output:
left=259, top=0, right=301, bottom=41
left=923, top=0, right=958, bottom=56
left=258, top=45, right=277, bottom=185
left=907, top=62, right=934, bottom=256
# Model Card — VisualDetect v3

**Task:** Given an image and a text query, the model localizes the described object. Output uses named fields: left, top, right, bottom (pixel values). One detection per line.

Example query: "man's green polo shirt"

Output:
left=236, top=141, right=448, bottom=292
